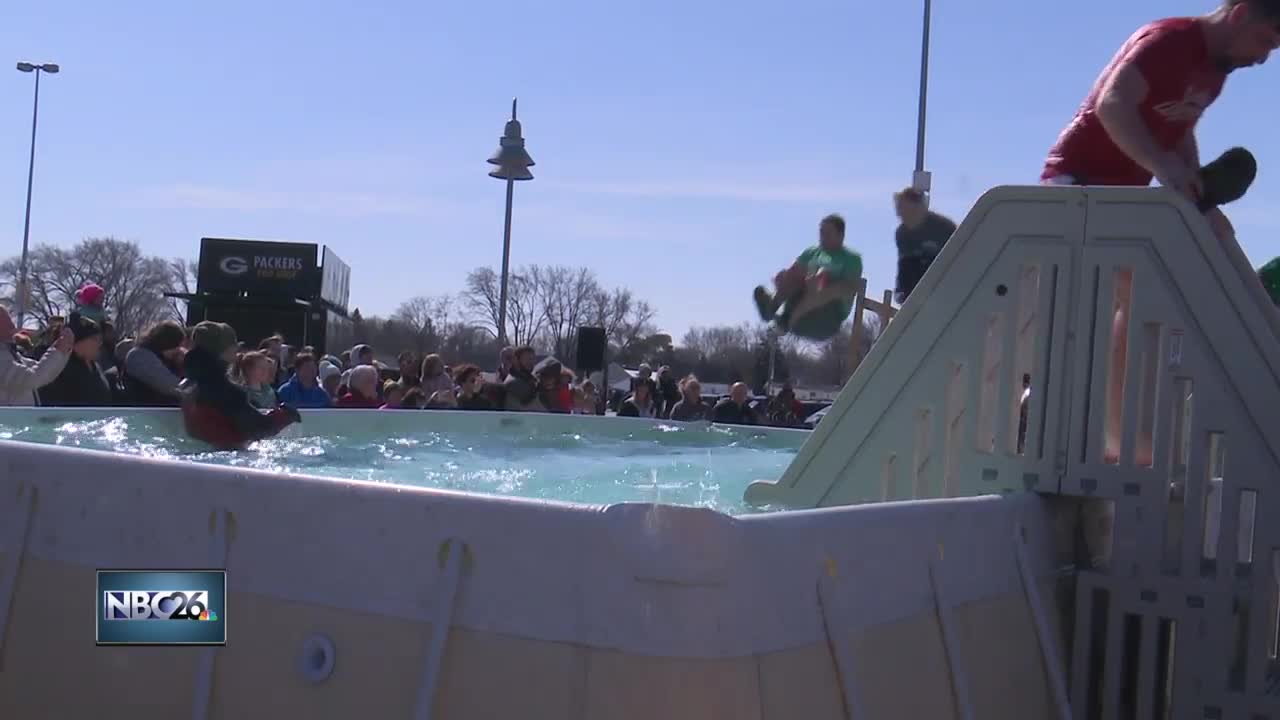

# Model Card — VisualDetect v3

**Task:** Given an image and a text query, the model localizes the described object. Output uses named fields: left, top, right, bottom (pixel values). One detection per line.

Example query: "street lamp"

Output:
left=913, top=0, right=932, bottom=193
left=14, top=61, right=60, bottom=329
left=487, top=97, right=535, bottom=347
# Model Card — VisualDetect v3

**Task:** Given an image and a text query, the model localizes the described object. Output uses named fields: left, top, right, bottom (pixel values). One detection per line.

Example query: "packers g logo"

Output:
left=219, top=256, right=249, bottom=275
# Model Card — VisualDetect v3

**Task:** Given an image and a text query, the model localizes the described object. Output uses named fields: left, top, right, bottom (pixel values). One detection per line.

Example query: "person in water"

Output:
left=180, top=321, right=299, bottom=450
left=753, top=213, right=864, bottom=341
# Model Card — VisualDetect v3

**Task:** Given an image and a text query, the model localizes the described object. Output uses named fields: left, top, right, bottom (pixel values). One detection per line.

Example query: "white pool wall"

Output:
left=0, top=436, right=1069, bottom=719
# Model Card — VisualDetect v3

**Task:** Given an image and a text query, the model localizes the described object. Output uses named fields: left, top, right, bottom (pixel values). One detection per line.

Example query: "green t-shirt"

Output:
left=797, top=244, right=863, bottom=315
left=1260, top=257, right=1280, bottom=306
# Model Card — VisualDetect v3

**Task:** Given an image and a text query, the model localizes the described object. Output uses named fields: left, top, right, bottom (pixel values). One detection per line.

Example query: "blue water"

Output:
left=0, top=415, right=803, bottom=515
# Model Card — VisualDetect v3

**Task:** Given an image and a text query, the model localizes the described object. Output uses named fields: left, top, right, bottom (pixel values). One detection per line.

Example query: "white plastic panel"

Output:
left=1062, top=190, right=1280, bottom=719
left=746, top=186, right=1082, bottom=508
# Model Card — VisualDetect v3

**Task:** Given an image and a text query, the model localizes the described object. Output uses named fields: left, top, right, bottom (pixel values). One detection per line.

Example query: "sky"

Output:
left=2, top=0, right=1278, bottom=343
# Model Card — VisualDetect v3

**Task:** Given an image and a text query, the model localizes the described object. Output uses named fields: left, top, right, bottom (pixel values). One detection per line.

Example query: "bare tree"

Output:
left=462, top=266, right=545, bottom=347
left=164, top=258, right=198, bottom=323
left=0, top=238, right=186, bottom=334
left=533, top=264, right=599, bottom=361
left=462, top=267, right=502, bottom=338
left=391, top=295, right=454, bottom=354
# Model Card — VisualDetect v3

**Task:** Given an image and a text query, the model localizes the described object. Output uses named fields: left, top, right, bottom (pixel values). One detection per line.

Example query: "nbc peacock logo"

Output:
left=199, top=609, right=218, bottom=622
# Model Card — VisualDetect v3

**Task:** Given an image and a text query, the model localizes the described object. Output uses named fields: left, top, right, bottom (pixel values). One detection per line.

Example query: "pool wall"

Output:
left=0, top=438, right=1071, bottom=719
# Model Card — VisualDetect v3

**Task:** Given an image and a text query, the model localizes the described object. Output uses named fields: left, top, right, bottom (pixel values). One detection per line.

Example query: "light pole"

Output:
left=14, top=61, right=59, bottom=329
left=487, top=98, right=535, bottom=347
left=913, top=0, right=932, bottom=193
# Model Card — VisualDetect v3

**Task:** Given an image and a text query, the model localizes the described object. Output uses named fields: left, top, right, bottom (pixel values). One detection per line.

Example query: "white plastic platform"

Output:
left=747, top=184, right=1280, bottom=510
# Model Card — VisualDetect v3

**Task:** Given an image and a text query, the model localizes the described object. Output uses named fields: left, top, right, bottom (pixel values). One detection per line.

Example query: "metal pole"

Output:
left=496, top=177, right=514, bottom=346
left=767, top=331, right=776, bottom=397
left=16, top=69, right=42, bottom=328
left=914, top=0, right=932, bottom=175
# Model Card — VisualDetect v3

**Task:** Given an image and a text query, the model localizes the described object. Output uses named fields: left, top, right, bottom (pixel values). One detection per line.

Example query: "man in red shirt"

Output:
left=1044, top=1, right=1278, bottom=231
left=1044, top=0, right=1280, bottom=464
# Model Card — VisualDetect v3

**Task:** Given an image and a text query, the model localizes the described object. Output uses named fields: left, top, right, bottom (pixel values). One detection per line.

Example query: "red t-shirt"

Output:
left=1042, top=18, right=1226, bottom=186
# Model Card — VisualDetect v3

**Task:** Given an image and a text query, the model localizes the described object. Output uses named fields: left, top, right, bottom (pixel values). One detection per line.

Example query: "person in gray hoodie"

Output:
left=0, top=306, right=71, bottom=406
left=124, top=320, right=187, bottom=406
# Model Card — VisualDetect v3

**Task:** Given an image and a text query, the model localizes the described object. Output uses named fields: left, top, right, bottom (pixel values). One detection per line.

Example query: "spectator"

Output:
left=558, top=367, right=576, bottom=412
left=533, top=357, right=567, bottom=413
left=233, top=352, right=278, bottom=410
left=339, top=350, right=352, bottom=370
left=453, top=364, right=493, bottom=410
left=72, top=283, right=108, bottom=325
left=496, top=346, right=515, bottom=383
left=180, top=321, right=298, bottom=450
left=574, top=380, right=599, bottom=415
left=336, top=365, right=381, bottom=408
left=768, top=384, right=803, bottom=426
left=631, top=363, right=659, bottom=409
left=380, top=381, right=406, bottom=409
left=400, top=387, right=428, bottom=409
left=124, top=321, right=186, bottom=407
left=503, top=346, right=543, bottom=411
left=713, top=382, right=758, bottom=425
left=656, top=366, right=681, bottom=419
left=397, top=351, right=421, bottom=388
left=426, top=389, right=459, bottom=409
left=669, top=375, right=712, bottom=421
left=277, top=353, right=332, bottom=408
left=0, top=305, right=72, bottom=406
left=98, top=321, right=119, bottom=373
left=104, top=336, right=134, bottom=401
left=420, top=353, right=453, bottom=396
left=351, top=344, right=375, bottom=367
left=259, top=336, right=289, bottom=386
left=894, top=188, right=957, bottom=304
left=318, top=361, right=342, bottom=399
left=618, top=379, right=656, bottom=418
left=39, top=313, right=112, bottom=407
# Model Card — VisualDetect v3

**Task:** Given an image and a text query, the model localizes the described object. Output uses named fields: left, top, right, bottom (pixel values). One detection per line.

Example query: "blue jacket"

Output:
left=276, top=375, right=331, bottom=408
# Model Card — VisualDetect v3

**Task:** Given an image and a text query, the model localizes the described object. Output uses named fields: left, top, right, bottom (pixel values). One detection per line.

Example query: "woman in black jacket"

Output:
left=40, top=313, right=113, bottom=407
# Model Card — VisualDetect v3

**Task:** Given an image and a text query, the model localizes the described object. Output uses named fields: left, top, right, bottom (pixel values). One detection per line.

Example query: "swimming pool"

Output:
left=0, top=408, right=805, bottom=515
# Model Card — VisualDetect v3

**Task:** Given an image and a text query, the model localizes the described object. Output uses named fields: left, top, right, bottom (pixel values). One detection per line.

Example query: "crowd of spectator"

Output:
left=0, top=284, right=813, bottom=431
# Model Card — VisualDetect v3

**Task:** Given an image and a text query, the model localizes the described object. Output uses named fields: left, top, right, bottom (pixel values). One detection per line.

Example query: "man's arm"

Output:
left=1095, top=65, right=1176, bottom=182
left=1177, top=131, right=1201, bottom=169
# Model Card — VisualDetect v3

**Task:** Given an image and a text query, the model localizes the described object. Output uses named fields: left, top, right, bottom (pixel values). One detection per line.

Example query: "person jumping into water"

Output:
left=753, top=214, right=863, bottom=341
left=1043, top=0, right=1279, bottom=464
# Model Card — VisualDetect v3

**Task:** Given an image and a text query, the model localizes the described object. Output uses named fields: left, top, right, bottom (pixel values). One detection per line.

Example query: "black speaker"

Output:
left=576, top=326, right=607, bottom=371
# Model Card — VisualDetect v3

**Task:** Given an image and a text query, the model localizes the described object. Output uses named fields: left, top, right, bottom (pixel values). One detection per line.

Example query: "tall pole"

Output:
left=16, top=68, right=42, bottom=328
left=914, top=0, right=932, bottom=178
left=496, top=177, right=515, bottom=346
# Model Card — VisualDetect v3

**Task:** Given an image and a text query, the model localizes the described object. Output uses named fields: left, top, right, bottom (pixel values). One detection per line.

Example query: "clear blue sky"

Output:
left=2, top=0, right=1276, bottom=341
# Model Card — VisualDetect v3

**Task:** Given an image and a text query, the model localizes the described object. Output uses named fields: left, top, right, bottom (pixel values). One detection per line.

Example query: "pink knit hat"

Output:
left=75, top=283, right=105, bottom=306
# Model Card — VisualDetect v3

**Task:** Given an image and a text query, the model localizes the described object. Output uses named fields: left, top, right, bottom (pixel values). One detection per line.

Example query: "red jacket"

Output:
left=335, top=392, right=381, bottom=409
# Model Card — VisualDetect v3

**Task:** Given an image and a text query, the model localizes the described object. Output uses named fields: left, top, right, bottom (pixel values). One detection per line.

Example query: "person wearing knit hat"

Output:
left=181, top=320, right=300, bottom=450
left=190, top=321, right=239, bottom=363
left=73, top=283, right=108, bottom=325
left=38, top=313, right=113, bottom=406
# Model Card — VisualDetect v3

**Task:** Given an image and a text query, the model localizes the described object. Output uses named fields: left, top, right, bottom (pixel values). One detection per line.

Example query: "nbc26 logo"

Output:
left=97, top=570, right=226, bottom=645
left=104, top=591, right=218, bottom=621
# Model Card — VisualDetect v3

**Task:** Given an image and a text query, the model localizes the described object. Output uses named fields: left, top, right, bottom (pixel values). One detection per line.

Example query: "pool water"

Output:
left=0, top=413, right=804, bottom=515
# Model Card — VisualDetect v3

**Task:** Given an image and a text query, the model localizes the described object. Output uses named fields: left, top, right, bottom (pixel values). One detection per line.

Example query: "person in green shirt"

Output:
left=1260, top=257, right=1280, bottom=306
left=753, top=213, right=864, bottom=340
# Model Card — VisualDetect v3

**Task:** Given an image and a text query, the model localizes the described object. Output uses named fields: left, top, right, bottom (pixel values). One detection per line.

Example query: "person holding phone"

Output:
left=0, top=306, right=73, bottom=406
